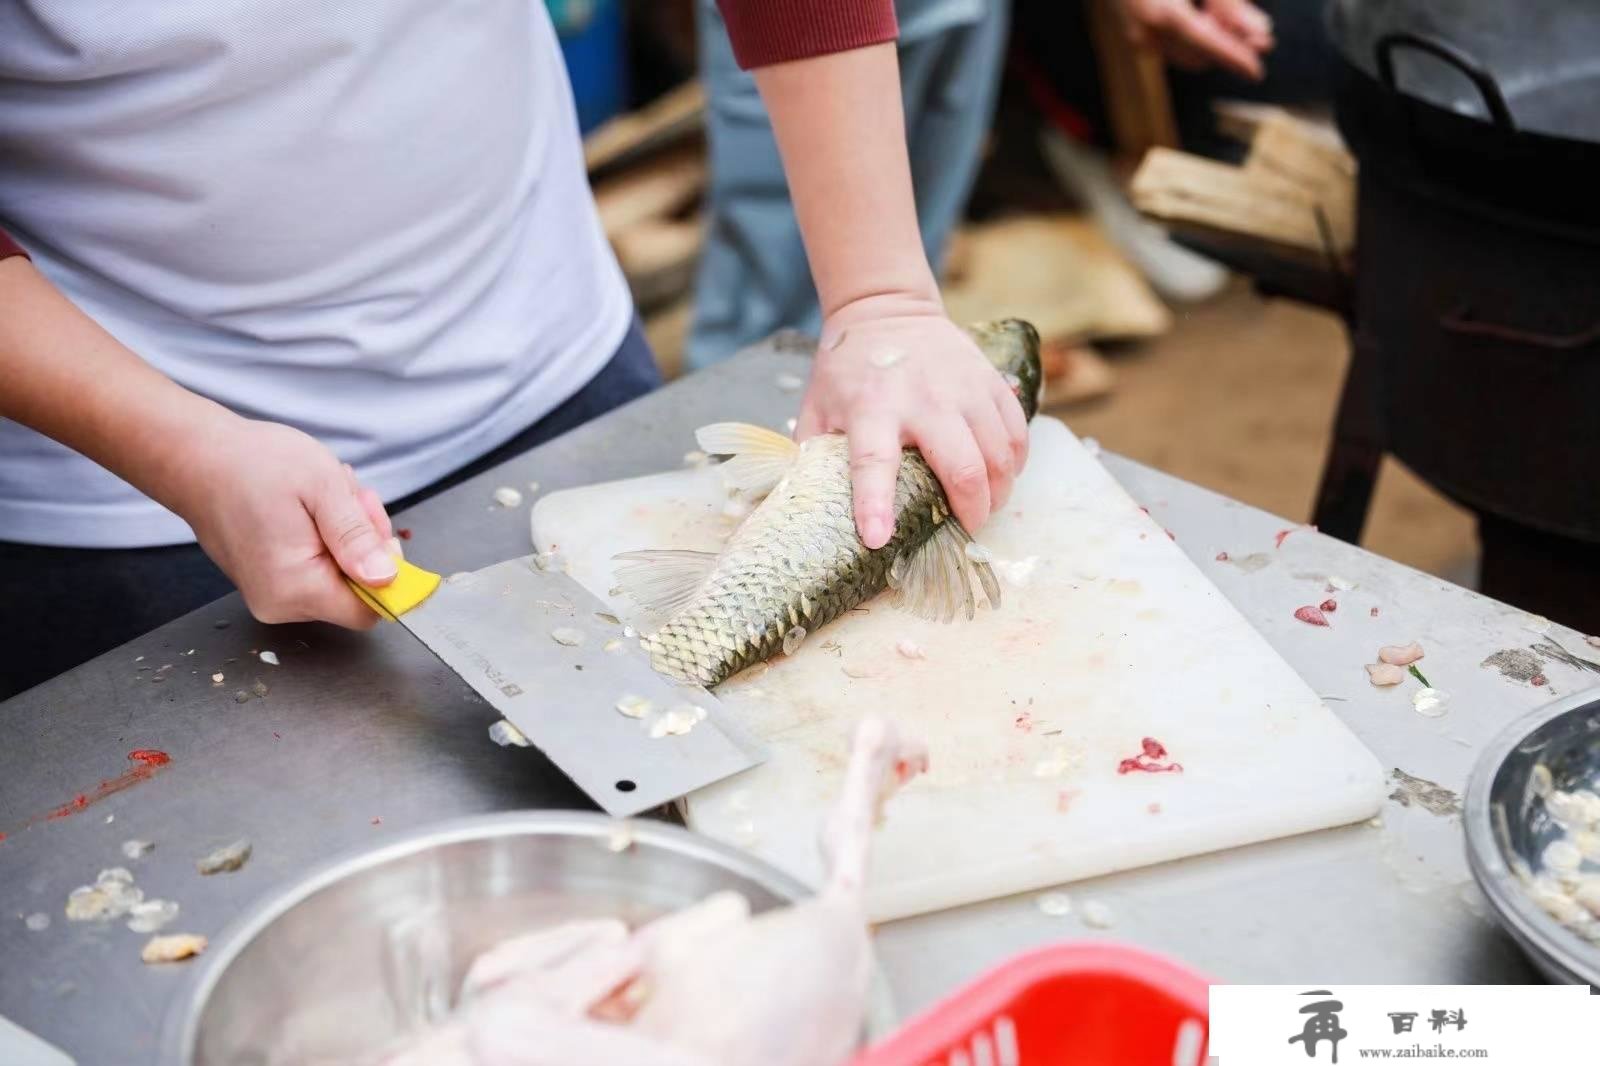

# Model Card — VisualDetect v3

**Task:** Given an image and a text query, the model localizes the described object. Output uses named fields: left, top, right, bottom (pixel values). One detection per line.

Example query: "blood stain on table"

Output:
left=3, top=750, right=176, bottom=835
left=1117, top=737, right=1183, bottom=775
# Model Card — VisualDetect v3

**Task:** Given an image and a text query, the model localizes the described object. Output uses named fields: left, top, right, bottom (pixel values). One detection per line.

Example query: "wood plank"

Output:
left=591, top=147, right=706, bottom=242
left=614, top=217, right=703, bottom=313
left=1130, top=146, right=1353, bottom=264
left=1085, top=0, right=1180, bottom=159
left=1245, top=113, right=1356, bottom=248
left=583, top=81, right=706, bottom=176
left=940, top=213, right=1171, bottom=342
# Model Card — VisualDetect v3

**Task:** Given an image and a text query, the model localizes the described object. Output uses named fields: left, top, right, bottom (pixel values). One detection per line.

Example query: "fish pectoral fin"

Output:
left=612, top=549, right=718, bottom=620
left=888, top=521, right=1001, bottom=623
left=695, top=422, right=800, bottom=495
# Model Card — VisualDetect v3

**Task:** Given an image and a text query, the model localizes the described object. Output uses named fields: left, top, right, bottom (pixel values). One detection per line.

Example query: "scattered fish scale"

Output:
left=487, top=719, right=531, bottom=747
left=141, top=933, right=206, bottom=964
left=1079, top=900, right=1115, bottom=928
left=1388, top=768, right=1461, bottom=816
left=615, top=694, right=653, bottom=719
left=65, top=867, right=145, bottom=921
left=127, top=899, right=180, bottom=934
left=196, top=839, right=251, bottom=875
left=1036, top=892, right=1072, bottom=917
left=650, top=704, right=708, bottom=738
left=65, top=886, right=115, bottom=922
left=1411, top=688, right=1449, bottom=717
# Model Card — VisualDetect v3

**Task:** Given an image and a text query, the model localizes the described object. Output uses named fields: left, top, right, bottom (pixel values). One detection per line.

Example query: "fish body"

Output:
left=617, top=319, right=1042, bottom=687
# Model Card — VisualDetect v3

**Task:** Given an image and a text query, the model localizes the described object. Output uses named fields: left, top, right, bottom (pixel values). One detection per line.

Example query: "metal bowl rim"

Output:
left=1463, top=685, right=1600, bottom=985
left=157, top=809, right=815, bottom=1064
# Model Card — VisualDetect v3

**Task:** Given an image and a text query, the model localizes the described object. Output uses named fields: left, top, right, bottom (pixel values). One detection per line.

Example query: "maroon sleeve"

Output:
left=717, top=0, right=898, bottom=70
left=0, top=228, right=29, bottom=262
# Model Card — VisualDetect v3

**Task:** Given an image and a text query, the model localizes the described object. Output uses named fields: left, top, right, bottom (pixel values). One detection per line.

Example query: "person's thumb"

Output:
left=311, top=479, right=399, bottom=587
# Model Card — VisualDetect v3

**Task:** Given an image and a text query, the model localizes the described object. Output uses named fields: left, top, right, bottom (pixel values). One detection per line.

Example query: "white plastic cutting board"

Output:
left=532, top=418, right=1385, bottom=920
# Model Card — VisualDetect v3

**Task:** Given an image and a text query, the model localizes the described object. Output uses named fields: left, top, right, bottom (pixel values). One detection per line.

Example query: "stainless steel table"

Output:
left=3, top=344, right=1586, bottom=1063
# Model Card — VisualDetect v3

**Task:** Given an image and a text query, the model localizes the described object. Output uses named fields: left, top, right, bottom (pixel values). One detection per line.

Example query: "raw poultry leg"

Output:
left=627, top=715, right=929, bottom=1066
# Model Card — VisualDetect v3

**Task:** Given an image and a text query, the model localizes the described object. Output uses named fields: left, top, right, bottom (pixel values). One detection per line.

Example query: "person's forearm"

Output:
left=751, top=43, right=941, bottom=319
left=0, top=256, right=234, bottom=515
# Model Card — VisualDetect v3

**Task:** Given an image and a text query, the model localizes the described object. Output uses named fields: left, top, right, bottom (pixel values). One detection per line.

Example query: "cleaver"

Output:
left=349, top=557, right=762, bottom=817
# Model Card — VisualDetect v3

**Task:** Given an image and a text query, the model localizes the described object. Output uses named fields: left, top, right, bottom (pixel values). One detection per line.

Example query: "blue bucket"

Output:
left=548, top=0, right=628, bottom=133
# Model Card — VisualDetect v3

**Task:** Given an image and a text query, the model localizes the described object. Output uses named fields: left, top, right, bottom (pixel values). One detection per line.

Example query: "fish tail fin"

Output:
left=612, top=549, right=718, bottom=620
left=695, top=422, right=800, bottom=495
left=888, top=521, right=1001, bottom=623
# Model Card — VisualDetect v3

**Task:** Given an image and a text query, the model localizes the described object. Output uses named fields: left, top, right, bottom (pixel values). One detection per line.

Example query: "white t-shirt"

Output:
left=0, top=1, right=632, bottom=548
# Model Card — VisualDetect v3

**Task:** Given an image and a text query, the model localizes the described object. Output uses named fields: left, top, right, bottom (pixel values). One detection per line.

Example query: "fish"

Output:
left=613, top=319, right=1043, bottom=687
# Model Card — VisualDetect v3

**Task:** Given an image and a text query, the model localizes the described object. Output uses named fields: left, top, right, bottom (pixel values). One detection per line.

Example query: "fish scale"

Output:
left=632, top=319, right=1043, bottom=688
left=642, top=438, right=959, bottom=685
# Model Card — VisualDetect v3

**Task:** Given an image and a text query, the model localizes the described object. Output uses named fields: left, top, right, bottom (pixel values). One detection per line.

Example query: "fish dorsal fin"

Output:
left=612, top=549, right=718, bottom=620
left=695, top=422, right=800, bottom=495
left=888, top=521, right=1001, bottom=623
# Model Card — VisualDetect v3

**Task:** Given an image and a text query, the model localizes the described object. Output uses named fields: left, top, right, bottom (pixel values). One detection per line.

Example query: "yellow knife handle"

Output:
left=346, top=559, right=443, bottom=622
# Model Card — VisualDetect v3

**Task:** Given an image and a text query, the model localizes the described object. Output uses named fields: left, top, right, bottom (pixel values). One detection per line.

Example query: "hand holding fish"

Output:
left=744, top=46, right=1030, bottom=551
left=796, top=295, right=1030, bottom=550
left=619, top=319, right=1039, bottom=688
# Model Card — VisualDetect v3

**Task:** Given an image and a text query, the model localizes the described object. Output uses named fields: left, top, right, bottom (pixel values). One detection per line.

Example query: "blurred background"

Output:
left=549, top=0, right=1477, bottom=587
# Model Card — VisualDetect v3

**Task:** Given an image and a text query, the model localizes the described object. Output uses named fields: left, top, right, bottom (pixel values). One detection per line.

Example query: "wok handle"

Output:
left=1440, top=304, right=1600, bottom=351
left=1375, top=31, right=1517, bottom=133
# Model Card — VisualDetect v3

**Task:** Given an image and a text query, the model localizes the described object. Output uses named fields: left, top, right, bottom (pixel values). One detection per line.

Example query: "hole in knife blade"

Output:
left=615, top=780, right=637, bottom=793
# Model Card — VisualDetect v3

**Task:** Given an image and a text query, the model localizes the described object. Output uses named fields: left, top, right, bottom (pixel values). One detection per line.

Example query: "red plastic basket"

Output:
left=851, top=942, right=1211, bottom=1066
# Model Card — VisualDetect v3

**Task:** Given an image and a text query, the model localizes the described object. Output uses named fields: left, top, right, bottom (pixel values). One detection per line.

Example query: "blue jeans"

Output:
left=0, top=320, right=661, bottom=700
left=687, top=0, right=1010, bottom=370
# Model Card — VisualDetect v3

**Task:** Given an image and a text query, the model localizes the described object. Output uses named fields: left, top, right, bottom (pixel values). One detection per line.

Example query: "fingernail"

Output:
left=863, top=515, right=891, bottom=549
left=388, top=536, right=406, bottom=559
left=359, top=551, right=398, bottom=584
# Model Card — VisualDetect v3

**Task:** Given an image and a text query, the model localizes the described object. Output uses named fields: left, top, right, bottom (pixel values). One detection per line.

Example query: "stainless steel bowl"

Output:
left=1465, top=687, right=1600, bottom=986
left=161, top=811, right=886, bottom=1064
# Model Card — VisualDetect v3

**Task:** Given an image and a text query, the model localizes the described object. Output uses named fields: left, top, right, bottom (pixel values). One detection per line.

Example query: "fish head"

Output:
left=966, top=318, right=1043, bottom=421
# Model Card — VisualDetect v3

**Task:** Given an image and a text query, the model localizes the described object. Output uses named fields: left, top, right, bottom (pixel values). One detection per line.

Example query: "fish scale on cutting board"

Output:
left=532, top=417, right=1385, bottom=920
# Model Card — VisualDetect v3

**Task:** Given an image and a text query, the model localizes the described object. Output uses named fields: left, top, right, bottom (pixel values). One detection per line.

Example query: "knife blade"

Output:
left=351, top=557, right=762, bottom=816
